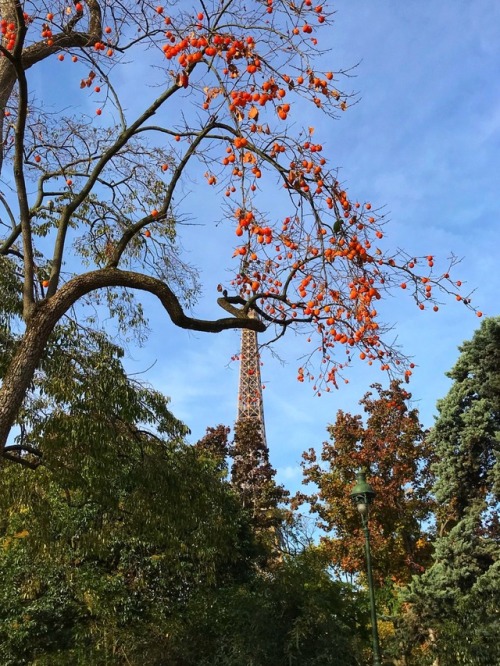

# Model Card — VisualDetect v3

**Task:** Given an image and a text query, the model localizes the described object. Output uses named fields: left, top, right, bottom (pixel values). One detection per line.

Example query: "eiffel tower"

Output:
left=237, top=310, right=267, bottom=445
left=234, top=314, right=288, bottom=561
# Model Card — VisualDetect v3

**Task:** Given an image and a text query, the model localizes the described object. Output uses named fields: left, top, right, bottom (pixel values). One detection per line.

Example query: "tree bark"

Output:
left=0, top=302, right=57, bottom=456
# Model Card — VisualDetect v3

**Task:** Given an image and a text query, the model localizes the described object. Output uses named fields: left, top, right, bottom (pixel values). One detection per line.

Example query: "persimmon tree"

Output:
left=295, top=381, right=434, bottom=584
left=0, top=0, right=477, bottom=457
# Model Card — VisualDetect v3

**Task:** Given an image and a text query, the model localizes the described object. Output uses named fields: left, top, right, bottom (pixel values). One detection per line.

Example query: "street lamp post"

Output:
left=350, top=469, right=382, bottom=666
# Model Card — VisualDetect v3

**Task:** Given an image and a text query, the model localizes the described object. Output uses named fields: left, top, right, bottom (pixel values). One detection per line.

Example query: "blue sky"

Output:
left=118, top=1, right=500, bottom=493
left=8, top=1, right=499, bottom=495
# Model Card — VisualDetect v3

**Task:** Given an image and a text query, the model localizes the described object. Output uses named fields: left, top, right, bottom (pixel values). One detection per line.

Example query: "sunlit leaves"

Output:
left=295, top=381, right=434, bottom=584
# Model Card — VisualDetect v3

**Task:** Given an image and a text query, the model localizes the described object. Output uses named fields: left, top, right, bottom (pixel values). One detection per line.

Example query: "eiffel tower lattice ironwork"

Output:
left=237, top=311, right=267, bottom=447
left=235, top=313, right=287, bottom=561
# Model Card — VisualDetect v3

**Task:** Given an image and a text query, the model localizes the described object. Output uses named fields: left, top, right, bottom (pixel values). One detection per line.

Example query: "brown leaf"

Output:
left=248, top=105, right=259, bottom=121
left=243, top=151, right=257, bottom=164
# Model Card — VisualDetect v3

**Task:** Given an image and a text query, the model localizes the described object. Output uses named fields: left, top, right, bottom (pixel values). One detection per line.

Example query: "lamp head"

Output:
left=349, top=469, right=376, bottom=516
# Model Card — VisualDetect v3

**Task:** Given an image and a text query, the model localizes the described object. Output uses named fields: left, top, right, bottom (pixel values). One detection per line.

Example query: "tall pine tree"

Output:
left=431, top=317, right=500, bottom=533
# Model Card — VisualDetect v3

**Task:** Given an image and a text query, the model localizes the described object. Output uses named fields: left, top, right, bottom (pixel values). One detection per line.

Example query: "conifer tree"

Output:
left=402, top=317, right=500, bottom=665
left=431, top=316, right=500, bottom=534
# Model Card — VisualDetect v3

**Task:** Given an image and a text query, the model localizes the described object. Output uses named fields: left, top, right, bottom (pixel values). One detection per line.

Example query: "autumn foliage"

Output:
left=295, top=381, right=434, bottom=584
left=0, top=0, right=478, bottom=454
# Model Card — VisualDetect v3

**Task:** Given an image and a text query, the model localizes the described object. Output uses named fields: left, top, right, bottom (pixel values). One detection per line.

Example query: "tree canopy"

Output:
left=296, top=381, right=433, bottom=585
left=0, top=326, right=258, bottom=664
left=0, top=328, right=369, bottom=665
left=0, top=0, right=479, bottom=455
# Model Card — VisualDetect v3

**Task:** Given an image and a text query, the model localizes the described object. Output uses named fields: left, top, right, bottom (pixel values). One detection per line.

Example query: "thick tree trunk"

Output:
left=0, top=301, right=61, bottom=454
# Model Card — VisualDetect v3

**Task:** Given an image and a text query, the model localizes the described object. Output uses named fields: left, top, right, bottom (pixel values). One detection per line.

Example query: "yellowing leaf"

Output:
left=243, top=151, right=257, bottom=164
left=248, top=105, right=259, bottom=120
left=203, top=86, right=221, bottom=101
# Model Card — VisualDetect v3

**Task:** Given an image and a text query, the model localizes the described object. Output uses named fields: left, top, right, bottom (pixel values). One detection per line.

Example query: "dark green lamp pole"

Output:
left=350, top=470, right=382, bottom=666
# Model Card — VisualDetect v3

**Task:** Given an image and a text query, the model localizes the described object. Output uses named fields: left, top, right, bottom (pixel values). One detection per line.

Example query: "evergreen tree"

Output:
left=431, top=316, right=500, bottom=533
left=401, top=317, right=500, bottom=666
